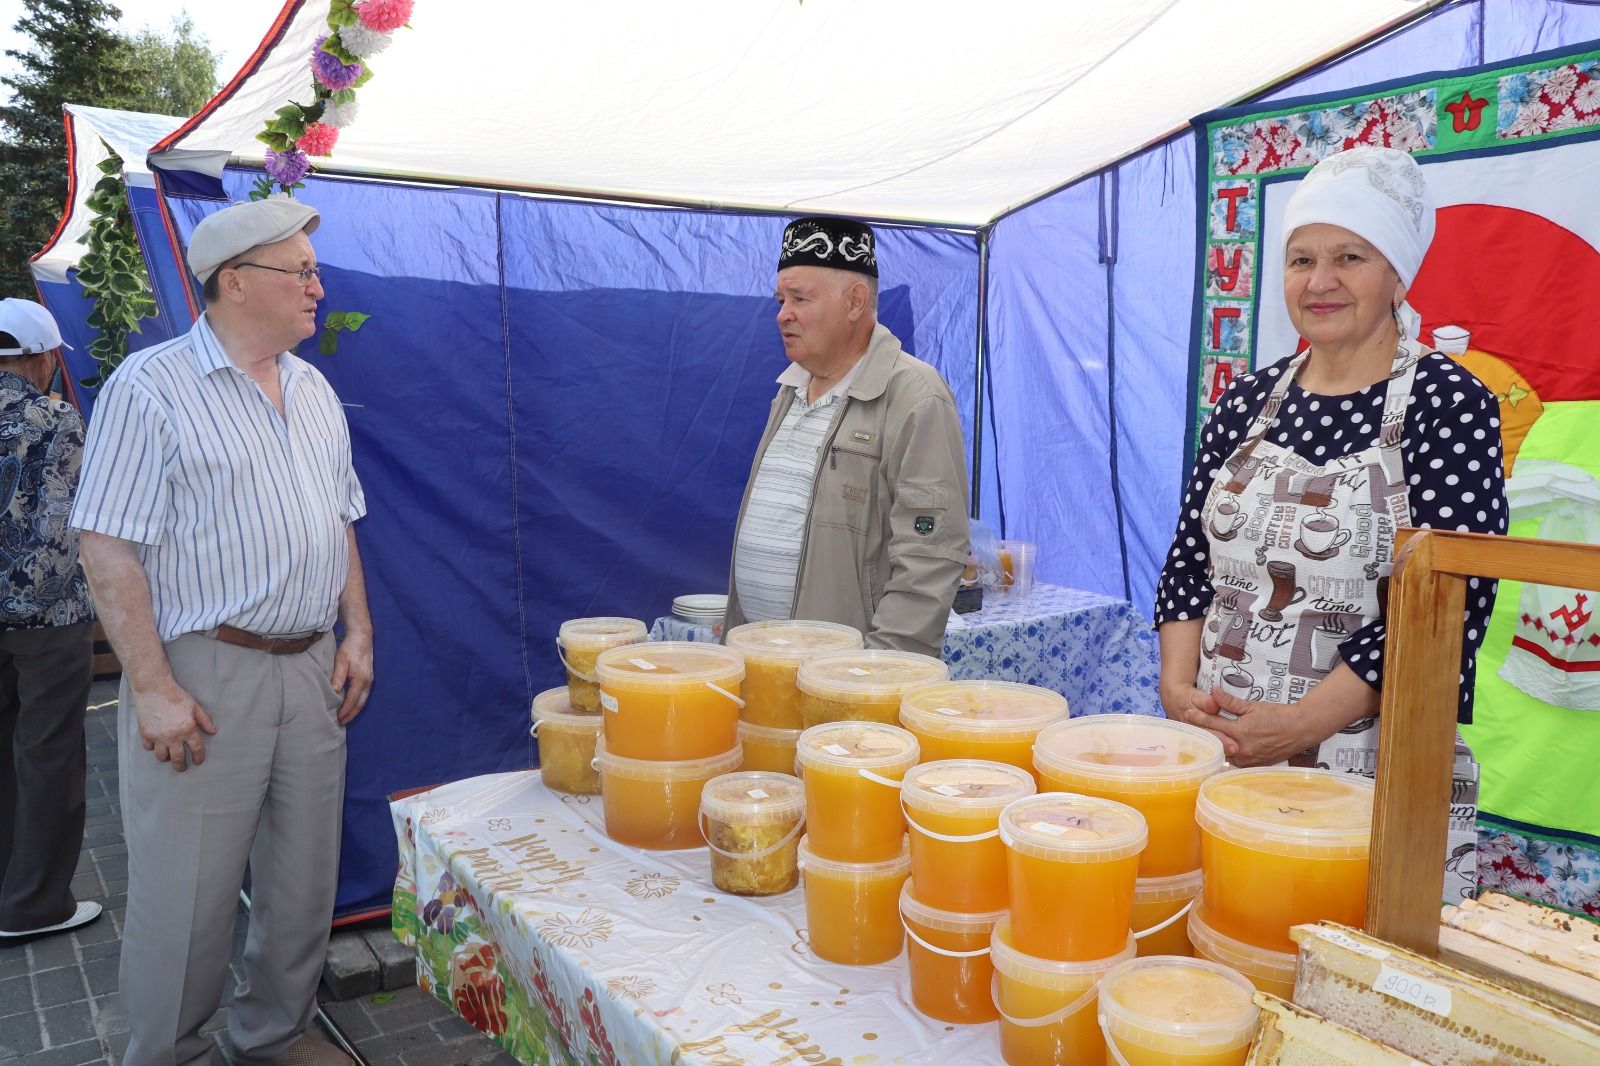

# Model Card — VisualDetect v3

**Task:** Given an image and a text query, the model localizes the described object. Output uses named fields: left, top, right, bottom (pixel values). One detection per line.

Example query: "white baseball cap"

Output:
left=0, top=298, right=70, bottom=355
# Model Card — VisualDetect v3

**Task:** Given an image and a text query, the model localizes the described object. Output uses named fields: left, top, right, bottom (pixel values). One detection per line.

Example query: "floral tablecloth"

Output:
left=392, top=771, right=1005, bottom=1065
left=650, top=583, right=1161, bottom=715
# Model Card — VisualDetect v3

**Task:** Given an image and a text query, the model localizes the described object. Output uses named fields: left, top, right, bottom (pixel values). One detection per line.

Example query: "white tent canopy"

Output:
left=151, top=0, right=1439, bottom=226
left=32, top=105, right=183, bottom=283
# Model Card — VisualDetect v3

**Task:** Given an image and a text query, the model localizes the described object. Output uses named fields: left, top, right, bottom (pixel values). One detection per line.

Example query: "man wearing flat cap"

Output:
left=724, top=217, right=970, bottom=657
left=73, top=198, right=370, bottom=1066
left=0, top=300, right=101, bottom=947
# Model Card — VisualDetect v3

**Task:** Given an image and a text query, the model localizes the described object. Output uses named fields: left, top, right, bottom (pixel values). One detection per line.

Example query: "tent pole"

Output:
left=970, top=227, right=991, bottom=521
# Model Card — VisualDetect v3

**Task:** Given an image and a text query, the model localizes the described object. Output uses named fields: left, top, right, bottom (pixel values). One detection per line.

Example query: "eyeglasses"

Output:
left=235, top=262, right=322, bottom=285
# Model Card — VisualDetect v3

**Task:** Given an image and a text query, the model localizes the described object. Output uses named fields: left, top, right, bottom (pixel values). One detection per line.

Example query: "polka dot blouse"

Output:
left=1155, top=351, right=1508, bottom=722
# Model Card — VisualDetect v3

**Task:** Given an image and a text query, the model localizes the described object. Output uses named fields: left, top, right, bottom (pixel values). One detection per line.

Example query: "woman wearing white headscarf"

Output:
left=1155, top=147, right=1507, bottom=772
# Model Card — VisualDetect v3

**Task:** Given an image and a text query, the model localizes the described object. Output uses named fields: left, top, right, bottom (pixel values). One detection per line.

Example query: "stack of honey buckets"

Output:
left=533, top=617, right=1380, bottom=1065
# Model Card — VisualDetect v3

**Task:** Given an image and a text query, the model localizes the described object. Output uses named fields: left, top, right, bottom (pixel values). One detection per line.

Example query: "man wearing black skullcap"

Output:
left=723, top=217, right=970, bottom=657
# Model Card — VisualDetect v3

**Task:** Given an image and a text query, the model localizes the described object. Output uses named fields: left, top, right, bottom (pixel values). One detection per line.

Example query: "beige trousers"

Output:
left=118, top=632, right=346, bottom=1066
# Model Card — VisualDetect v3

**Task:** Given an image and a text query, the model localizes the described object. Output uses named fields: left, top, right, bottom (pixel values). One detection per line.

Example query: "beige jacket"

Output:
left=724, top=324, right=970, bottom=657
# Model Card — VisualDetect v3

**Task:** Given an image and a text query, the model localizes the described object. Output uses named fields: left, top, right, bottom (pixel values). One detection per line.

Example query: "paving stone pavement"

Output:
left=0, top=682, right=517, bottom=1065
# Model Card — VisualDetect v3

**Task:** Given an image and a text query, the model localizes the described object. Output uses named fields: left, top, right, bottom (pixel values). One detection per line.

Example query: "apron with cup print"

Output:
left=1197, top=341, right=1419, bottom=774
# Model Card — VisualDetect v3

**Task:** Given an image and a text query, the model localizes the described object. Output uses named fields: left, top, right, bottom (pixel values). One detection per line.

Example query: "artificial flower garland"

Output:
left=251, top=0, right=414, bottom=196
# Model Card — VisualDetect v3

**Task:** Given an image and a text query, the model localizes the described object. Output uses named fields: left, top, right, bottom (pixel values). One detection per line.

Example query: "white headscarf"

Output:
left=1280, top=146, right=1435, bottom=340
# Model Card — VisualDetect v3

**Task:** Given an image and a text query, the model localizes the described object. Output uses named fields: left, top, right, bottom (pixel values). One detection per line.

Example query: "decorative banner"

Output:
left=1188, top=42, right=1600, bottom=457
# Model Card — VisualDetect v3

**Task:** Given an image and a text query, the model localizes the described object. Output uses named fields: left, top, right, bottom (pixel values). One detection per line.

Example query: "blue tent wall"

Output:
left=984, top=0, right=1600, bottom=623
left=157, top=175, right=977, bottom=914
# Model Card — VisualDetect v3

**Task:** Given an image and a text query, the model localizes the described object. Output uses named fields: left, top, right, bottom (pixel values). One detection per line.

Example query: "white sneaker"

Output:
left=0, top=900, right=103, bottom=943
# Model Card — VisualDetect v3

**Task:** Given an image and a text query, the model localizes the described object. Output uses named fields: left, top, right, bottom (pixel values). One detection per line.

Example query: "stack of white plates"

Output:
left=672, top=594, right=727, bottom=624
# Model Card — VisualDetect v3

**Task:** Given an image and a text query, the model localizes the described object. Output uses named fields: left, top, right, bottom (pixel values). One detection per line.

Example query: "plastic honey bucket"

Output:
left=999, top=792, right=1147, bottom=961
left=795, top=650, right=948, bottom=729
left=991, top=917, right=1135, bottom=1066
left=1097, top=955, right=1259, bottom=1066
left=1195, top=768, right=1374, bottom=953
left=797, top=834, right=911, bottom=965
left=900, top=759, right=1035, bottom=912
left=593, top=738, right=742, bottom=850
left=556, top=617, right=647, bottom=713
left=1033, top=714, right=1224, bottom=877
left=530, top=686, right=602, bottom=795
left=900, top=680, right=1067, bottom=782
left=724, top=620, right=863, bottom=729
left=594, top=641, right=745, bottom=760
left=795, top=721, right=919, bottom=863
left=699, top=770, right=805, bottom=897
left=900, top=882, right=1004, bottom=1025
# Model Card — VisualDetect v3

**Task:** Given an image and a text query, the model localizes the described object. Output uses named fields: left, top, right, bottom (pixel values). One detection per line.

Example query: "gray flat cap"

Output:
left=187, top=198, right=321, bottom=285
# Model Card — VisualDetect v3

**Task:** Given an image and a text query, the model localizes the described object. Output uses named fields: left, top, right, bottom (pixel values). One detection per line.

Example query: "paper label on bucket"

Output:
left=599, top=692, right=619, bottom=713
left=1314, top=927, right=1388, bottom=959
left=1372, top=965, right=1451, bottom=1016
left=628, top=657, right=657, bottom=671
left=935, top=706, right=962, bottom=716
left=746, top=788, right=770, bottom=800
left=931, top=784, right=965, bottom=797
left=1029, top=821, right=1068, bottom=836
left=768, top=638, right=792, bottom=646
left=823, top=744, right=851, bottom=757
left=847, top=667, right=869, bottom=676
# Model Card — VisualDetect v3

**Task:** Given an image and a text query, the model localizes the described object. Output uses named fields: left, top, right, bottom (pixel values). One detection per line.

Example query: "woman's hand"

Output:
left=1190, top=690, right=1323, bottom=766
left=1160, top=680, right=1214, bottom=724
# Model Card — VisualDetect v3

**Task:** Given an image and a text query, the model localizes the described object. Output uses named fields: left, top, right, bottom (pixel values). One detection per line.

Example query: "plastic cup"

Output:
left=900, top=680, right=1067, bottom=782
left=1098, top=956, right=1259, bottom=1066
left=724, top=620, right=863, bottom=729
left=557, top=617, right=647, bottom=712
left=990, top=917, right=1135, bottom=1066
left=999, top=792, right=1147, bottom=961
left=593, top=738, right=742, bottom=850
left=530, top=686, right=602, bottom=795
left=738, top=720, right=802, bottom=774
left=796, top=650, right=949, bottom=729
left=1132, top=869, right=1203, bottom=958
left=901, top=759, right=1036, bottom=912
left=996, top=540, right=1037, bottom=597
left=1033, top=715, right=1224, bottom=877
left=1196, top=768, right=1374, bottom=953
left=795, top=721, right=919, bottom=862
left=798, top=835, right=911, bottom=965
left=1187, top=899, right=1297, bottom=1000
left=699, top=771, right=805, bottom=897
left=594, top=641, right=744, bottom=760
left=900, top=882, right=1004, bottom=1024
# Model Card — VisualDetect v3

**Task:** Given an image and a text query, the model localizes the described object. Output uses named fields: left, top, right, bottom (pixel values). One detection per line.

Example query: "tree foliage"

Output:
left=0, top=1, right=220, bottom=299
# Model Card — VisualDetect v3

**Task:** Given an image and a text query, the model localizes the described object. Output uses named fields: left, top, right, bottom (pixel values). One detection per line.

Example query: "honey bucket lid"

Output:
left=794, top=721, right=920, bottom=772
left=530, top=686, right=603, bottom=731
left=795, top=649, right=949, bottom=701
left=1133, top=868, right=1204, bottom=904
left=1186, top=900, right=1297, bottom=984
left=1032, top=714, right=1224, bottom=788
left=1099, top=956, right=1259, bottom=1048
left=737, top=720, right=803, bottom=744
left=699, top=771, right=805, bottom=826
left=1195, top=767, right=1374, bottom=853
left=796, top=834, right=911, bottom=880
left=594, top=640, right=744, bottom=687
left=989, top=918, right=1136, bottom=987
left=998, top=792, right=1147, bottom=862
left=899, top=881, right=1006, bottom=934
left=592, top=736, right=743, bottom=781
left=724, top=619, right=863, bottom=664
left=901, top=759, right=1036, bottom=816
left=899, top=680, right=1067, bottom=738
left=557, top=616, right=648, bottom=647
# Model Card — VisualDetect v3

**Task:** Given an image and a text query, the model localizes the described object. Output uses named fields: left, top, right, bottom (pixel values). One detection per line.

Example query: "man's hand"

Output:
left=331, top=628, right=374, bottom=726
left=133, top=680, right=217, bottom=772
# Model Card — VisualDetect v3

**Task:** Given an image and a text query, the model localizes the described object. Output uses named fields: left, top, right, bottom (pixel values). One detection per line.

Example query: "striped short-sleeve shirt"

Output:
left=70, top=314, right=366, bottom=641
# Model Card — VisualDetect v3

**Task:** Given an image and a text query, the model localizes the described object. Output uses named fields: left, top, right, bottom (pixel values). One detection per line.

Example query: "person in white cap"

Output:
left=0, top=299, right=100, bottom=946
left=71, top=198, right=371, bottom=1066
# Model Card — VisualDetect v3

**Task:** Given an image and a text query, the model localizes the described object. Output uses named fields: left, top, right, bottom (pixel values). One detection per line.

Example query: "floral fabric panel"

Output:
left=390, top=772, right=1000, bottom=1064
left=649, top=582, right=1160, bottom=716
left=1477, top=815, right=1600, bottom=922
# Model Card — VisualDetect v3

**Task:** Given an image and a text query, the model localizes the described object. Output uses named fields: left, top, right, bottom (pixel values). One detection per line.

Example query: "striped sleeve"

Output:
left=70, top=377, right=171, bottom=545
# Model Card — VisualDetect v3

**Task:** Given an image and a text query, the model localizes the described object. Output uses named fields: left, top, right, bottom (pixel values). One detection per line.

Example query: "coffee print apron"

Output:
left=1197, top=342, right=1419, bottom=774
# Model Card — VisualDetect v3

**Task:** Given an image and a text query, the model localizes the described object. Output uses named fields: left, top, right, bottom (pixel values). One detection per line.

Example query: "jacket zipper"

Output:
left=828, top=443, right=880, bottom=470
left=791, top=401, right=851, bottom=615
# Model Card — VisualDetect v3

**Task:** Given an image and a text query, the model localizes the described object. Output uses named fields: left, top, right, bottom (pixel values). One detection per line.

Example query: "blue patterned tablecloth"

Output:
left=649, top=583, right=1160, bottom=716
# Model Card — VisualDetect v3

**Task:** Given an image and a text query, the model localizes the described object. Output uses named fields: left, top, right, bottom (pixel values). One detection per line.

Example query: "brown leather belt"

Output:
left=209, top=624, right=325, bottom=656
